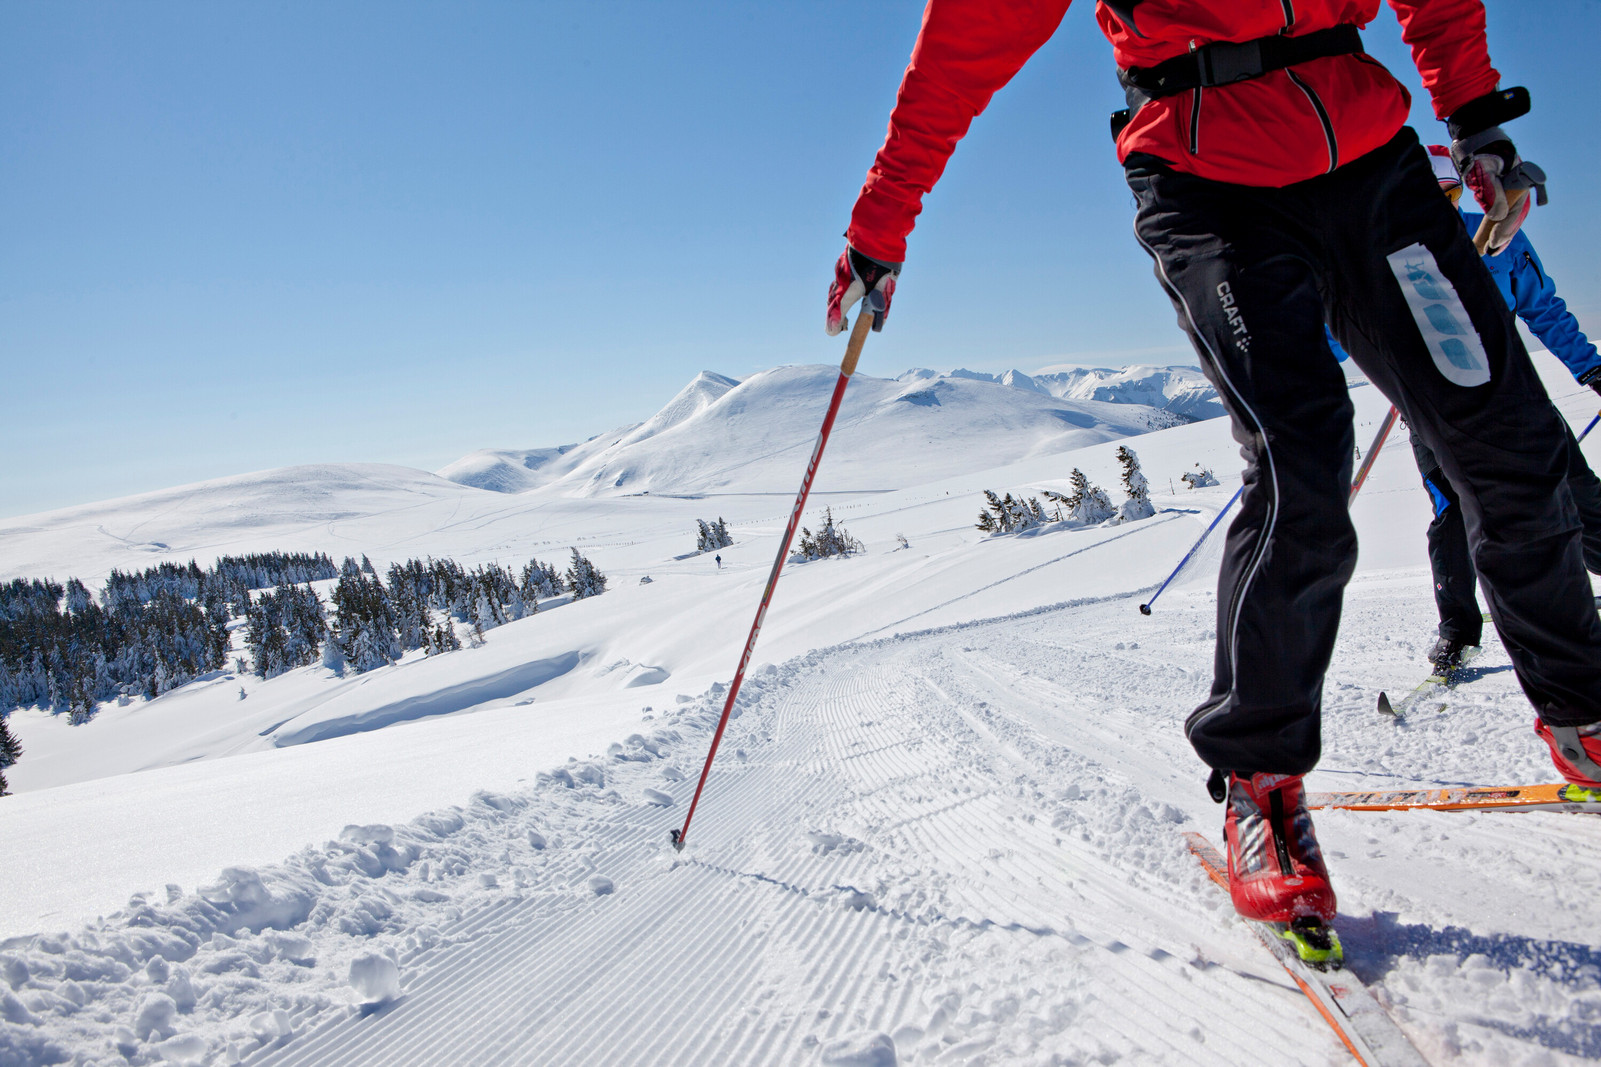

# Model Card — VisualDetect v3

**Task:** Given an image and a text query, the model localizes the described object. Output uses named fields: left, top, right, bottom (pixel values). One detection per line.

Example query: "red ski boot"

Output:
left=1536, top=719, right=1601, bottom=797
left=1224, top=772, right=1337, bottom=924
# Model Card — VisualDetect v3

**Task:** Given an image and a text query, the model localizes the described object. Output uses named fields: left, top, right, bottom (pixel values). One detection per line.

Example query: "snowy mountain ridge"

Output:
left=941, top=363, right=1223, bottom=421
left=437, top=362, right=1219, bottom=497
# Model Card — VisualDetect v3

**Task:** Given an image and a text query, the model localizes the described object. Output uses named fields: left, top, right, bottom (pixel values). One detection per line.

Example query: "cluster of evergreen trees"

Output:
left=1, top=548, right=607, bottom=723
left=695, top=518, right=733, bottom=553
left=790, top=508, right=864, bottom=562
left=244, top=583, right=329, bottom=679
left=103, top=552, right=337, bottom=617
left=248, top=550, right=604, bottom=677
left=977, top=447, right=1155, bottom=534
left=0, top=554, right=338, bottom=726
left=0, top=576, right=231, bottom=727
left=976, top=491, right=1057, bottom=533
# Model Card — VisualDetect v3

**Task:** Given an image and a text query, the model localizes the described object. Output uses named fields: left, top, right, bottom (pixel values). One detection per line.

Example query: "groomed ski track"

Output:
left=253, top=581, right=1601, bottom=1066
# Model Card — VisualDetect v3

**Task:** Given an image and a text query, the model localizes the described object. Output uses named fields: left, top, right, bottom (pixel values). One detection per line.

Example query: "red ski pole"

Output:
left=670, top=308, right=875, bottom=851
left=1349, top=405, right=1398, bottom=505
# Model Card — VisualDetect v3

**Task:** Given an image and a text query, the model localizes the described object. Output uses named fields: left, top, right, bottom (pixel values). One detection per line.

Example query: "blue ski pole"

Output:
left=1139, top=486, right=1243, bottom=616
left=1579, top=410, right=1601, bottom=443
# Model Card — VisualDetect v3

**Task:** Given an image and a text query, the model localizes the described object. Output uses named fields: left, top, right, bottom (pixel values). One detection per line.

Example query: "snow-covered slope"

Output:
left=434, top=371, right=742, bottom=494
left=552, top=364, right=1190, bottom=497
left=951, top=363, right=1225, bottom=421
left=3, top=354, right=1600, bottom=1066
left=432, top=445, right=578, bottom=494
left=435, top=364, right=1211, bottom=497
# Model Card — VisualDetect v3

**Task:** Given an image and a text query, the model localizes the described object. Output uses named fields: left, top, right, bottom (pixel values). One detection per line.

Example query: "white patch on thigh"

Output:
left=1386, top=243, right=1490, bottom=387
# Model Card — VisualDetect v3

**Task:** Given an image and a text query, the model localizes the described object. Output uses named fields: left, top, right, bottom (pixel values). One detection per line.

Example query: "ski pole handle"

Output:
left=840, top=299, right=875, bottom=378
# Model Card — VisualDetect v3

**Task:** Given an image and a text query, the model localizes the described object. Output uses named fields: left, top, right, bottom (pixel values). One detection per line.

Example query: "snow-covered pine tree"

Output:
left=0, top=710, right=20, bottom=795
left=696, top=519, right=734, bottom=552
left=981, top=490, right=1010, bottom=532
left=565, top=549, right=608, bottom=600
left=1063, top=469, right=1115, bottom=524
left=1181, top=463, right=1219, bottom=489
left=1115, top=446, right=1155, bottom=523
left=790, top=508, right=864, bottom=561
left=521, top=558, right=562, bottom=601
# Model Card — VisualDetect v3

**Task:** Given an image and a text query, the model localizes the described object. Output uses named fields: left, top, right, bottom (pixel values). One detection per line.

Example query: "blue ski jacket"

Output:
left=1328, top=214, right=1599, bottom=381
left=1461, top=212, right=1601, bottom=382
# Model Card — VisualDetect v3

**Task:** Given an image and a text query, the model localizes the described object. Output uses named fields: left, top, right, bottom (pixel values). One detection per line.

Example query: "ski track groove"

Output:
left=261, top=601, right=1415, bottom=1065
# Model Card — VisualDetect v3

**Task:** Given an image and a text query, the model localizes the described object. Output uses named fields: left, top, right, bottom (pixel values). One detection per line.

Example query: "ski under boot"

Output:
left=1224, top=772, right=1339, bottom=965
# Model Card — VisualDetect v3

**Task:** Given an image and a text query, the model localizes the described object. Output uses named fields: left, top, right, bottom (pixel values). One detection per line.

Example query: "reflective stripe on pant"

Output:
left=1127, top=126, right=1601, bottom=776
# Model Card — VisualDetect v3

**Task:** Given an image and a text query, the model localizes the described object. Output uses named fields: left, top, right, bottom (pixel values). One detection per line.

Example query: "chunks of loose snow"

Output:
left=134, top=992, right=179, bottom=1040
left=821, top=1031, right=898, bottom=1066
left=1, top=990, right=34, bottom=1025
left=1, top=955, right=29, bottom=990
left=641, top=788, right=674, bottom=807
left=527, top=829, right=548, bottom=849
left=340, top=824, right=395, bottom=847
left=250, top=1008, right=293, bottom=1041
left=266, top=932, right=316, bottom=964
left=155, top=1033, right=208, bottom=1064
left=539, top=762, right=606, bottom=789
left=197, top=867, right=316, bottom=934
left=587, top=875, right=615, bottom=896
left=806, top=830, right=866, bottom=855
left=348, top=953, right=401, bottom=1005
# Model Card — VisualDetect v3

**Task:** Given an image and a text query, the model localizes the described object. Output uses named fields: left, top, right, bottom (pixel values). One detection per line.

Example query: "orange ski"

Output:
left=1306, top=783, right=1601, bottom=814
left=1184, top=832, right=1427, bottom=1066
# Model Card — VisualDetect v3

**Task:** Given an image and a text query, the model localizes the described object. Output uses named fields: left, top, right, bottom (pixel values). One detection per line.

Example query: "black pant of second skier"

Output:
left=1125, top=125, right=1601, bottom=777
left=1412, top=426, right=1601, bottom=647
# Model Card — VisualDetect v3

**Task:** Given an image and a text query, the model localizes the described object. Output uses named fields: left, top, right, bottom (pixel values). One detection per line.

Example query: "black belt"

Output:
left=1111, top=24, right=1362, bottom=139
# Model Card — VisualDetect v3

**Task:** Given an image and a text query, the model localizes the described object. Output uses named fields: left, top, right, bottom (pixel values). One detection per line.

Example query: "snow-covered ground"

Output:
left=3, top=355, right=1600, bottom=1066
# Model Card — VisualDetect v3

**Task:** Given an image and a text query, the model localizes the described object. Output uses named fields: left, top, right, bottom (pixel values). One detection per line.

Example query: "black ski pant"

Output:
left=1412, top=425, right=1601, bottom=646
left=1126, top=126, right=1601, bottom=777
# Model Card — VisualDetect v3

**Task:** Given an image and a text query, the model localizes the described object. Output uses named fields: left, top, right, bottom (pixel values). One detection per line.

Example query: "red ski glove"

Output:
left=1448, top=89, right=1548, bottom=256
left=826, top=245, right=900, bottom=336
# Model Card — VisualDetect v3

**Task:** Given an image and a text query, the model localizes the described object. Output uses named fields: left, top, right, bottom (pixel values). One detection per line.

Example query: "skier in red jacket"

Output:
left=828, top=0, right=1601, bottom=945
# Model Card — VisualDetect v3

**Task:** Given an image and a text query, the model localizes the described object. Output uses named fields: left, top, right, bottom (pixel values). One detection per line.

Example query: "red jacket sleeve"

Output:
left=1387, top=0, right=1500, bottom=119
left=846, top=0, right=1073, bottom=263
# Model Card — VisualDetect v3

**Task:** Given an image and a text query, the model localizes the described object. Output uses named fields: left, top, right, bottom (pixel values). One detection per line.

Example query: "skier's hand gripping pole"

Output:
left=670, top=309, right=876, bottom=852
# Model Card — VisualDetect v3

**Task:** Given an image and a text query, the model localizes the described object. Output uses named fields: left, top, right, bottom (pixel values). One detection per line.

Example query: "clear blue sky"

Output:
left=4, top=1, right=1598, bottom=517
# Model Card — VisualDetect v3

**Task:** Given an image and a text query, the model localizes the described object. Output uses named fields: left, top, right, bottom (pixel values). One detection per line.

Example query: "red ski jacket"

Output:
left=847, top=0, right=1500, bottom=264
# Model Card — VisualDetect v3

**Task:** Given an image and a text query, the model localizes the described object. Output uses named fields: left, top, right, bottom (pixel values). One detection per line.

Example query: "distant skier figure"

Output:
left=715, top=554, right=722, bottom=569
left=1410, top=147, right=1601, bottom=672
left=829, top=0, right=1601, bottom=937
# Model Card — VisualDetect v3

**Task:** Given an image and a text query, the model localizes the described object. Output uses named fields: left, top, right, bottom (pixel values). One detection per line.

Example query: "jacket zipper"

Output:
left=1189, top=85, right=1203, bottom=154
left=1524, top=251, right=1546, bottom=288
left=1286, top=68, right=1337, bottom=173
left=1280, top=0, right=1296, bottom=31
